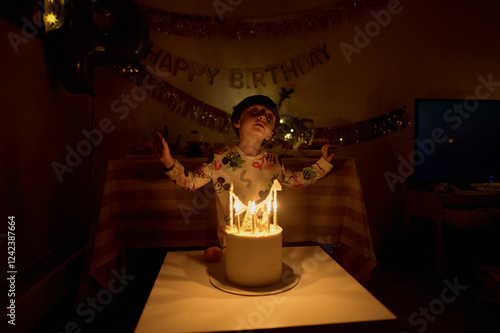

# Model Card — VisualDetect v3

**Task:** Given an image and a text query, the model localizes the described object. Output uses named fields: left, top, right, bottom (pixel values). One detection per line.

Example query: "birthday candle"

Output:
left=235, top=200, right=240, bottom=232
left=251, top=201, right=255, bottom=234
left=273, top=190, right=278, bottom=228
left=266, top=200, right=272, bottom=232
left=229, top=184, right=233, bottom=228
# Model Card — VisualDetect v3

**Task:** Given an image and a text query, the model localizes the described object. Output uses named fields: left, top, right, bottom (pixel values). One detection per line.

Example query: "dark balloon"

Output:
left=47, top=0, right=149, bottom=95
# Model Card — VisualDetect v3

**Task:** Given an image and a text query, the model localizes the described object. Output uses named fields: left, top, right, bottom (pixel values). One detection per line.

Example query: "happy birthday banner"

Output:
left=115, top=62, right=410, bottom=143
left=116, top=0, right=408, bottom=143
left=143, top=43, right=330, bottom=88
left=139, top=0, right=389, bottom=40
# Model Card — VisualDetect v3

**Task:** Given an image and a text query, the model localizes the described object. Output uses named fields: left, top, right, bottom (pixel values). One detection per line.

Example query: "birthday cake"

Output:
left=225, top=226, right=283, bottom=287
left=224, top=180, right=283, bottom=287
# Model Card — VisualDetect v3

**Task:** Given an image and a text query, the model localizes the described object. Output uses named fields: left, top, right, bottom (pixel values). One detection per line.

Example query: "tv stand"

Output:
left=402, top=185, right=500, bottom=275
left=470, top=183, right=500, bottom=193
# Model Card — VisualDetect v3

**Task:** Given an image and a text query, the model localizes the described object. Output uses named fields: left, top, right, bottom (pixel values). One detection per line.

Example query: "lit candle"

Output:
left=235, top=200, right=240, bottom=232
left=229, top=184, right=233, bottom=228
left=250, top=201, right=256, bottom=234
left=266, top=200, right=272, bottom=232
left=273, top=190, right=278, bottom=228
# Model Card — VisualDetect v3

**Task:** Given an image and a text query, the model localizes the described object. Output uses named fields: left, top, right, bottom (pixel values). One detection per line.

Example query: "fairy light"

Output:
left=44, top=12, right=58, bottom=25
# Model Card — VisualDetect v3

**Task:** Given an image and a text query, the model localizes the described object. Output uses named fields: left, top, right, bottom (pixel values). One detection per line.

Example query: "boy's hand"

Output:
left=152, top=129, right=175, bottom=169
left=321, top=144, right=336, bottom=163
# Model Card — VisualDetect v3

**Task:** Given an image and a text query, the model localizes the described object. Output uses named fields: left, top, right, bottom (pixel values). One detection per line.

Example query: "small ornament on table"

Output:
left=204, top=247, right=223, bottom=262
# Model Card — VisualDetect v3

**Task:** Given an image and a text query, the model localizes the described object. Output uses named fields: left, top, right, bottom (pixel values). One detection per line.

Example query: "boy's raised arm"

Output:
left=152, top=129, right=175, bottom=169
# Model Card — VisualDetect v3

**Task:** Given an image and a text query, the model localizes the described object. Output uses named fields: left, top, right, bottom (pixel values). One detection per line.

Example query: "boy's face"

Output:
left=234, top=105, right=277, bottom=141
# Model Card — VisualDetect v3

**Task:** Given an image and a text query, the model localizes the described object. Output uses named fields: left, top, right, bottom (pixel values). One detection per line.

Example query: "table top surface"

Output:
left=134, top=246, right=395, bottom=333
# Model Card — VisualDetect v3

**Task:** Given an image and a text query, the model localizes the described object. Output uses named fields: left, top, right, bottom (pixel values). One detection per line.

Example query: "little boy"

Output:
left=154, top=95, right=335, bottom=244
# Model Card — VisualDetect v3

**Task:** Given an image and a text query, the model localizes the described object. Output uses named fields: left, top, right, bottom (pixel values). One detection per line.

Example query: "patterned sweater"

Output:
left=165, top=145, right=333, bottom=244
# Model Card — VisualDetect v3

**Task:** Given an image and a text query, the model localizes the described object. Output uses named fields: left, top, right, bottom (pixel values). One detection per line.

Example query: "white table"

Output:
left=134, top=246, right=396, bottom=332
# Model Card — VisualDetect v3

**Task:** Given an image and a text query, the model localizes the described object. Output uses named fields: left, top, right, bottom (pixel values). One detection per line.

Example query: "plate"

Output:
left=208, top=263, right=300, bottom=296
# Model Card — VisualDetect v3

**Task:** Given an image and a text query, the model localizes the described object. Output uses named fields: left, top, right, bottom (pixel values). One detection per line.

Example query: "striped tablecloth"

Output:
left=87, top=156, right=376, bottom=286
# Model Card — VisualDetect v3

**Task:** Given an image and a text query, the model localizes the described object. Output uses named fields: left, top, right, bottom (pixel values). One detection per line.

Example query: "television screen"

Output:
left=414, top=98, right=500, bottom=185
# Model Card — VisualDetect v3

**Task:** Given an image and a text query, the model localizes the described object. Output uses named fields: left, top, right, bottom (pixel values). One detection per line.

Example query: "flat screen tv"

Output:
left=414, top=98, right=500, bottom=186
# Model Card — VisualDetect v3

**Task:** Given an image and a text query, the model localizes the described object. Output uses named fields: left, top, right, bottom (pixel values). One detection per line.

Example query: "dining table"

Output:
left=86, top=154, right=377, bottom=287
left=134, top=246, right=395, bottom=333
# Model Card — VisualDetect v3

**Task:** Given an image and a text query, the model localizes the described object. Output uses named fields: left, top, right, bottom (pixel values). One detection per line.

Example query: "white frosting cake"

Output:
left=225, top=226, right=283, bottom=287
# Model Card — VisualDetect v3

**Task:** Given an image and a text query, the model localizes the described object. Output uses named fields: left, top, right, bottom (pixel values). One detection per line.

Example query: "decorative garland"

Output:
left=140, top=0, right=390, bottom=40
left=313, top=108, right=410, bottom=146
left=115, top=63, right=410, bottom=145
left=116, top=63, right=232, bottom=133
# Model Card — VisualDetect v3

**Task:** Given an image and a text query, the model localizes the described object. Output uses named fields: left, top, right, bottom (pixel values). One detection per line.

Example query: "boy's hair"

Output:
left=231, top=95, right=281, bottom=137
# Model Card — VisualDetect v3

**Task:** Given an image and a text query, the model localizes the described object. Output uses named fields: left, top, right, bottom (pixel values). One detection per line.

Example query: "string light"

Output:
left=44, top=12, right=58, bottom=25
left=43, top=0, right=65, bottom=32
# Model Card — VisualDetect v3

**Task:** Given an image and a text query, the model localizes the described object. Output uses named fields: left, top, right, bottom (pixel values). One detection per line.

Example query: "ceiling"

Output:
left=136, top=0, right=342, bottom=18
left=0, top=0, right=345, bottom=26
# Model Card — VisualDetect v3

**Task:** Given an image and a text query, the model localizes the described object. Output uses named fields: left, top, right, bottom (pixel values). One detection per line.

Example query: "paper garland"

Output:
left=140, top=0, right=390, bottom=40
left=115, top=63, right=232, bottom=133
left=115, top=63, right=410, bottom=145
left=313, top=108, right=410, bottom=146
